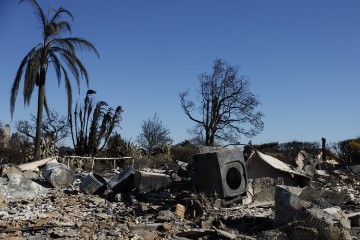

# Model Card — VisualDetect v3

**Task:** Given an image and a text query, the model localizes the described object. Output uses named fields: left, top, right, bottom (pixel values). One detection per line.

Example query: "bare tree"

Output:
left=16, top=110, right=69, bottom=144
left=137, top=113, right=173, bottom=154
left=180, top=59, right=264, bottom=146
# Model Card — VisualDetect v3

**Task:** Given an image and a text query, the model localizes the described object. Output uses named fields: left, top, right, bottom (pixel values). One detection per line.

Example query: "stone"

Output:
left=274, top=185, right=311, bottom=227
left=323, top=207, right=351, bottom=229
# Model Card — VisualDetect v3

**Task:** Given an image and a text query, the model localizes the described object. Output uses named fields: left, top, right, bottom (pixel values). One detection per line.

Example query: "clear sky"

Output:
left=1, top=0, right=360, bottom=146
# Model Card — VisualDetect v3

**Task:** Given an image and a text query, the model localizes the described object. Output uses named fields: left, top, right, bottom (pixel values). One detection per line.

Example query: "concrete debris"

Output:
left=0, top=172, right=47, bottom=199
left=246, top=151, right=310, bottom=187
left=0, top=148, right=360, bottom=239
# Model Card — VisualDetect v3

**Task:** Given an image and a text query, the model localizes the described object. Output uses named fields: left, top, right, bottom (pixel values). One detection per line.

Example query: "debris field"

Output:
left=0, top=147, right=360, bottom=240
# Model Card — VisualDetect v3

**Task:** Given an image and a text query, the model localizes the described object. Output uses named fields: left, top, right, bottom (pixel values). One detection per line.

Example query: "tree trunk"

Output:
left=205, top=128, right=210, bottom=146
left=209, top=133, right=215, bottom=146
left=34, top=70, right=46, bottom=160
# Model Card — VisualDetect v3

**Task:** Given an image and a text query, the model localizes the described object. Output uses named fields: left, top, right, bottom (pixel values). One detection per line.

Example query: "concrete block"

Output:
left=274, top=185, right=311, bottom=227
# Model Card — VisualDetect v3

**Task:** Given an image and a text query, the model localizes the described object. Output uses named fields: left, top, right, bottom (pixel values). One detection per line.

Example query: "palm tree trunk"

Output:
left=34, top=71, right=46, bottom=160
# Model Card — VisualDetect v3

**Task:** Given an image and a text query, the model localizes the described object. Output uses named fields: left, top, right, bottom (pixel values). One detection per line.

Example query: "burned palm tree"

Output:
left=70, top=90, right=123, bottom=157
left=11, top=0, right=99, bottom=160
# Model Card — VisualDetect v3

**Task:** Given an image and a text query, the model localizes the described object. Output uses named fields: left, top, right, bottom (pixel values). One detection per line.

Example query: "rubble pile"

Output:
left=0, top=149, right=359, bottom=239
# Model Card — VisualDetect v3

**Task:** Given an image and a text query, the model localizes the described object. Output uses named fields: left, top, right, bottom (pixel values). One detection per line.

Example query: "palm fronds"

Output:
left=13, top=0, right=99, bottom=160
left=70, top=92, right=123, bottom=157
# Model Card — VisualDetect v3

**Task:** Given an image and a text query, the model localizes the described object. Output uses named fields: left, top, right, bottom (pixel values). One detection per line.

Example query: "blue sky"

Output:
left=1, top=0, right=360, bottom=146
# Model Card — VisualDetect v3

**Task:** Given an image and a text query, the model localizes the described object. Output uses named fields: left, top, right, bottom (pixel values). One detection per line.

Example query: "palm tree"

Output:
left=10, top=0, right=99, bottom=160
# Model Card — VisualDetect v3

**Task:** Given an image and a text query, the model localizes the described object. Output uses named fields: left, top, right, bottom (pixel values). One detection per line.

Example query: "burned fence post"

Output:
left=322, top=137, right=326, bottom=161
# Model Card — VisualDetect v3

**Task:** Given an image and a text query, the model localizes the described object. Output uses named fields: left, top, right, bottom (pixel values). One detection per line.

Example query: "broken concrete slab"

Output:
left=246, top=151, right=310, bottom=187
left=0, top=173, right=47, bottom=199
left=275, top=185, right=352, bottom=239
left=301, top=208, right=348, bottom=239
left=323, top=207, right=351, bottom=230
left=274, top=185, right=311, bottom=227
left=300, top=186, right=353, bottom=207
left=134, top=170, right=172, bottom=192
left=251, top=177, right=284, bottom=204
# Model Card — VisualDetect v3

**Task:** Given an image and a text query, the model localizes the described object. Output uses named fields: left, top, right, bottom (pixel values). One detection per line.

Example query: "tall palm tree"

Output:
left=10, top=0, right=99, bottom=160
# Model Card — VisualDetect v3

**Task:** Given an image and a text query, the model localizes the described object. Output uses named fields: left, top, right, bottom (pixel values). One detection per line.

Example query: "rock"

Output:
left=323, top=207, right=351, bottom=230
left=301, top=186, right=354, bottom=207
left=299, top=207, right=350, bottom=239
left=274, top=185, right=311, bottom=227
